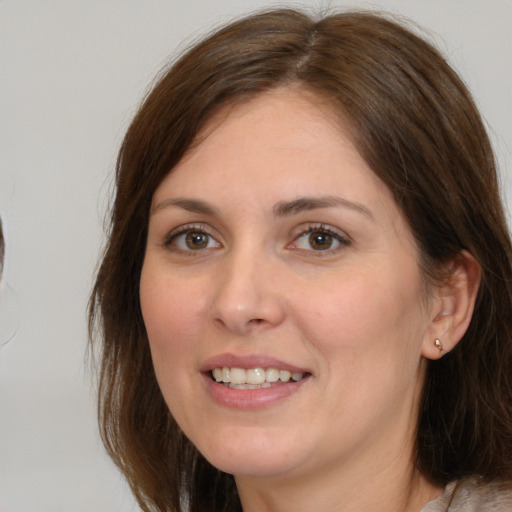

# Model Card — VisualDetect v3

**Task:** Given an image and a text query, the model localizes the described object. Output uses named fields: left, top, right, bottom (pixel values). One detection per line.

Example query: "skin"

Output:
left=140, top=89, right=455, bottom=511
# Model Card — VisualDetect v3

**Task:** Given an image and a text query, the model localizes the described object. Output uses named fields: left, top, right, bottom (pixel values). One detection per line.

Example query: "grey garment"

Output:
left=422, top=478, right=512, bottom=511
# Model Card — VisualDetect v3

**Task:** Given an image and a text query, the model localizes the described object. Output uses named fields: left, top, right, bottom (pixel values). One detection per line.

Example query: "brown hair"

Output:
left=89, top=8, right=512, bottom=511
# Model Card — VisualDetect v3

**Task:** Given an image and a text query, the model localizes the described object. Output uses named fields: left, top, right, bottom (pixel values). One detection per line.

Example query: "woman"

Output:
left=90, top=9, right=512, bottom=512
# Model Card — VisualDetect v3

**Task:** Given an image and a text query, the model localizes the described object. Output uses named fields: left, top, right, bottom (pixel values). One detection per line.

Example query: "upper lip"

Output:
left=200, top=353, right=311, bottom=374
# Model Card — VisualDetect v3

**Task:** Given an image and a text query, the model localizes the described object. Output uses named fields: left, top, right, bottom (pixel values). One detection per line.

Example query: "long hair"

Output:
left=89, top=9, right=512, bottom=511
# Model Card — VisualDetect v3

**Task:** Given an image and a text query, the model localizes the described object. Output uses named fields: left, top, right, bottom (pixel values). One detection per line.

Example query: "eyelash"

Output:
left=289, top=224, right=351, bottom=255
left=164, top=224, right=220, bottom=253
left=163, top=223, right=351, bottom=255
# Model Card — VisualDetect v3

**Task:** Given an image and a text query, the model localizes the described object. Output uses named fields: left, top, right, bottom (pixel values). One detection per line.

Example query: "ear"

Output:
left=422, top=250, right=481, bottom=360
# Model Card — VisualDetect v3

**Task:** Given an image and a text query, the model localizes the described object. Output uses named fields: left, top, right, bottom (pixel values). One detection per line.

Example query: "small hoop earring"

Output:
left=434, top=338, right=444, bottom=352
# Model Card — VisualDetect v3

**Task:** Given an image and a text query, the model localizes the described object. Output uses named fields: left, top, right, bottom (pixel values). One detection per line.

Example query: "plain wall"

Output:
left=0, top=1, right=510, bottom=511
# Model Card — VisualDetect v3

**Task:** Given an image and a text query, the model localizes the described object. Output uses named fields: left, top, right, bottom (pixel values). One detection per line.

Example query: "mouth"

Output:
left=202, top=355, right=312, bottom=408
left=210, top=367, right=310, bottom=389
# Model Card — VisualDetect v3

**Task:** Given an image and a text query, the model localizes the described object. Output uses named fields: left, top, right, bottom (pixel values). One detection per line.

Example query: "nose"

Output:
left=210, top=247, right=286, bottom=335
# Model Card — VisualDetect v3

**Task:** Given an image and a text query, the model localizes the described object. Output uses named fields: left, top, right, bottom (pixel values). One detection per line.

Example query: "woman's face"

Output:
left=140, top=89, right=436, bottom=484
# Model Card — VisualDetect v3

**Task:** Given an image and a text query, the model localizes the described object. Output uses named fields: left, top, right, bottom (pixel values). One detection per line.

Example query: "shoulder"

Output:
left=422, top=477, right=512, bottom=512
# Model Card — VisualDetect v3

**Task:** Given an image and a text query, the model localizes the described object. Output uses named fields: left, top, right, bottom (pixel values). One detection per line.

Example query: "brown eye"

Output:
left=308, top=231, right=334, bottom=250
left=290, top=225, right=349, bottom=254
left=185, top=232, right=210, bottom=249
left=166, top=227, right=221, bottom=252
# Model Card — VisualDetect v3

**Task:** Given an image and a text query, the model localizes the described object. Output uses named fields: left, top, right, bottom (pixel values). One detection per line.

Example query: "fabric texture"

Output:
left=422, top=477, right=512, bottom=511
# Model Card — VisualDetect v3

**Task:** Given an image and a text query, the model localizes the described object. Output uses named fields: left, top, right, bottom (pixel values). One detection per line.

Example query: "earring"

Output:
left=434, top=338, right=444, bottom=352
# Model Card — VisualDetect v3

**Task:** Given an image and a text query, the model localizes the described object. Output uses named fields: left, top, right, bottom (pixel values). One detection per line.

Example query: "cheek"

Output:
left=293, top=266, right=427, bottom=360
left=293, top=270, right=428, bottom=431
left=139, top=268, right=207, bottom=364
left=139, top=269, right=209, bottom=421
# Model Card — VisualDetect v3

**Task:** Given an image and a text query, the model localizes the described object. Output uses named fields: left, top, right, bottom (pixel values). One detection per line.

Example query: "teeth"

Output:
left=247, top=368, right=265, bottom=384
left=228, top=382, right=272, bottom=389
left=230, top=367, right=246, bottom=385
left=279, top=370, right=291, bottom=382
left=266, top=368, right=280, bottom=382
left=211, top=367, right=306, bottom=386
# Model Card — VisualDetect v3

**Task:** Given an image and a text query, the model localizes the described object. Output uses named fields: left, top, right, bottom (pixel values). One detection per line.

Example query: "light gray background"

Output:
left=0, top=1, right=511, bottom=511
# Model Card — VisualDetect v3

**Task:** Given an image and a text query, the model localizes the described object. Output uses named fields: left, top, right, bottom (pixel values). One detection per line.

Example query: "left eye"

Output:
left=292, top=228, right=347, bottom=252
left=167, top=230, right=220, bottom=251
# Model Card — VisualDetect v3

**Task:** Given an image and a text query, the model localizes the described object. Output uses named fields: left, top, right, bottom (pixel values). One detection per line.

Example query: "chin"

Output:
left=208, top=454, right=299, bottom=480
left=191, top=426, right=306, bottom=479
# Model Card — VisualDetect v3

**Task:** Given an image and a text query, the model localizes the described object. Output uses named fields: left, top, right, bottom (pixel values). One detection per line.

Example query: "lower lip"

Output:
left=202, top=374, right=310, bottom=410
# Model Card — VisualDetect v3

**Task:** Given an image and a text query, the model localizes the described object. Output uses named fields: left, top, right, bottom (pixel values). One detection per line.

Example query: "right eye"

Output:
left=165, top=226, right=221, bottom=252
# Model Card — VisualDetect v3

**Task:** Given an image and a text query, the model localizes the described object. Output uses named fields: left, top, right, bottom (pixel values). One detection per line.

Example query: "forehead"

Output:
left=153, top=89, right=389, bottom=207
left=190, top=88, right=345, bottom=155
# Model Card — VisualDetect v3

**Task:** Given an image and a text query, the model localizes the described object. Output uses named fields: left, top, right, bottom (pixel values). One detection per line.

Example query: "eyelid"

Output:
left=287, top=223, right=352, bottom=254
left=164, top=222, right=207, bottom=243
left=163, top=223, right=222, bottom=251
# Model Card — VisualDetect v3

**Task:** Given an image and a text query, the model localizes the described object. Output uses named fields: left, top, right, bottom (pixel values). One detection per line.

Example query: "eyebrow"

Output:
left=151, top=195, right=374, bottom=220
left=273, top=196, right=374, bottom=219
left=151, top=198, right=219, bottom=216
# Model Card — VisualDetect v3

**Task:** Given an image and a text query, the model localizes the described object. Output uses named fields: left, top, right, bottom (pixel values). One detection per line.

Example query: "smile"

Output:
left=211, top=367, right=306, bottom=389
